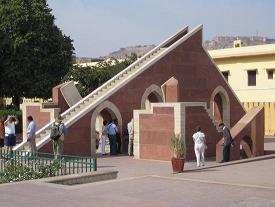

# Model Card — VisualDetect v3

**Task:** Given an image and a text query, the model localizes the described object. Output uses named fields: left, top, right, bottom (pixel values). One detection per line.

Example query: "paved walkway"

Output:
left=97, top=155, right=217, bottom=178
left=0, top=137, right=275, bottom=206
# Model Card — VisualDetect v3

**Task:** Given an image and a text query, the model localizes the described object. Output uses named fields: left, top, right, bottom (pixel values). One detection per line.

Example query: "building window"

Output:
left=222, top=71, right=229, bottom=81
left=247, top=70, right=256, bottom=86
left=267, top=70, right=273, bottom=79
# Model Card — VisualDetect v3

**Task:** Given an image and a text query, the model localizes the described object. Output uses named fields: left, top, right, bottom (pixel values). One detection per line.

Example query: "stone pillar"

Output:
left=163, top=77, right=179, bottom=102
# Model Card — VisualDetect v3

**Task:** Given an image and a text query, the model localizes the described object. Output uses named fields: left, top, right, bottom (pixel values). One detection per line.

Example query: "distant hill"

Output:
left=75, top=36, right=275, bottom=63
left=103, top=44, right=155, bottom=59
left=204, top=36, right=275, bottom=50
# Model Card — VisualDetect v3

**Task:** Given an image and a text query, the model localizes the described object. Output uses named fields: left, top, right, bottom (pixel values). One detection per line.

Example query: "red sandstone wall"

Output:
left=26, top=106, right=51, bottom=131
left=40, top=111, right=93, bottom=156
left=107, top=29, right=245, bottom=133
left=139, top=107, right=174, bottom=161
left=56, top=28, right=246, bottom=156
left=185, top=106, right=223, bottom=160
left=52, top=84, right=69, bottom=113
left=138, top=105, right=223, bottom=161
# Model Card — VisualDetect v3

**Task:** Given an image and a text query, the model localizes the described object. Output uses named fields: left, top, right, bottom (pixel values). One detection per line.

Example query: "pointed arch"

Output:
left=90, top=101, right=122, bottom=155
left=210, top=86, right=230, bottom=127
left=141, top=84, right=164, bottom=109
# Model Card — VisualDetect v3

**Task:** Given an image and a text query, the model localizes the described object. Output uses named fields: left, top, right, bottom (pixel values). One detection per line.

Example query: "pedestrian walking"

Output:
left=4, top=115, right=19, bottom=154
left=108, top=120, right=117, bottom=155
left=27, top=116, right=37, bottom=155
left=192, top=126, right=207, bottom=167
left=101, top=120, right=108, bottom=155
left=219, top=122, right=234, bottom=163
left=127, top=118, right=134, bottom=156
left=50, top=115, right=67, bottom=159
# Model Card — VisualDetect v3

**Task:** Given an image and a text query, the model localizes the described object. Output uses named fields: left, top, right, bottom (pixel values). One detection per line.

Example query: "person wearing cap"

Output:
left=51, top=115, right=67, bottom=159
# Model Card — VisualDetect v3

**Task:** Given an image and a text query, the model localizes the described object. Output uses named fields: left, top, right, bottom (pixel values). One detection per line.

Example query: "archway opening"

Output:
left=141, top=85, right=164, bottom=110
left=240, top=135, right=253, bottom=159
left=144, top=92, right=163, bottom=110
left=91, top=101, right=122, bottom=155
left=210, top=86, right=230, bottom=127
left=213, top=93, right=223, bottom=124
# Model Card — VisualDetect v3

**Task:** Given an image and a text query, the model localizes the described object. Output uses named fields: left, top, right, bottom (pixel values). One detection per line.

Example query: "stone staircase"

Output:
left=216, top=106, right=265, bottom=161
left=204, top=108, right=221, bottom=132
left=14, top=26, right=191, bottom=152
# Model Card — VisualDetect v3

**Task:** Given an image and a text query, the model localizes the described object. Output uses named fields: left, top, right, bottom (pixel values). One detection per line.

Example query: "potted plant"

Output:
left=169, top=134, right=186, bottom=173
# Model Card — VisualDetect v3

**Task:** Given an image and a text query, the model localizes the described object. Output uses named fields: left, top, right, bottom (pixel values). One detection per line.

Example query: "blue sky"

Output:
left=47, top=0, right=275, bottom=57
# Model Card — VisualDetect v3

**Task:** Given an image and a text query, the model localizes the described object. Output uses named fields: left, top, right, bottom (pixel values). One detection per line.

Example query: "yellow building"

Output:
left=209, top=42, right=275, bottom=135
left=209, top=42, right=275, bottom=102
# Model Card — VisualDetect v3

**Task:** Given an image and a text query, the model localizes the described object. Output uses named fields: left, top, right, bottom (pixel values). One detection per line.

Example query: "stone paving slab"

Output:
left=175, top=158, right=275, bottom=189
left=0, top=137, right=274, bottom=206
left=0, top=175, right=275, bottom=207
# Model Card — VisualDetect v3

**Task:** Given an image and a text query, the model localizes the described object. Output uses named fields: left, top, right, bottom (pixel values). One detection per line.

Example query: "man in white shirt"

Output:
left=127, top=118, right=134, bottom=156
left=192, top=126, right=207, bottom=167
left=27, top=116, right=37, bottom=154
left=4, top=115, right=19, bottom=154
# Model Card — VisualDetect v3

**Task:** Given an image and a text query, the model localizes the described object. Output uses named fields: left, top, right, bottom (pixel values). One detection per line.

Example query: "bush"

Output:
left=0, top=160, right=61, bottom=184
left=0, top=109, right=22, bottom=133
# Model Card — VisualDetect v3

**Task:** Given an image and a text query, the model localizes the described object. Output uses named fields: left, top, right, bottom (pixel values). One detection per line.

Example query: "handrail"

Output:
left=59, top=25, right=189, bottom=117
left=59, top=25, right=202, bottom=128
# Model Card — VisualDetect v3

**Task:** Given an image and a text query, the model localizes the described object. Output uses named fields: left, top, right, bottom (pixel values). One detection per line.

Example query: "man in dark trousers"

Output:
left=219, top=122, right=234, bottom=162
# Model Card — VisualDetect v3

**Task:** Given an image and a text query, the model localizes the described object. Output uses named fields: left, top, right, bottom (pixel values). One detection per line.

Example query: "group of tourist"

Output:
left=99, top=118, right=134, bottom=156
left=25, top=114, right=67, bottom=158
left=192, top=122, right=233, bottom=167
left=1, top=111, right=233, bottom=165
left=0, top=114, right=39, bottom=155
left=0, top=113, right=66, bottom=159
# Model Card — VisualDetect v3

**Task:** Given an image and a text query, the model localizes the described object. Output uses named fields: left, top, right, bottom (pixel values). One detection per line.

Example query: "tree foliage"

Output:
left=0, top=0, right=74, bottom=106
left=63, top=54, right=137, bottom=97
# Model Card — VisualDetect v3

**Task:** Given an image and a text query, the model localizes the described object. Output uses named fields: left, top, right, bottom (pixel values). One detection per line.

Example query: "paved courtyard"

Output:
left=0, top=138, right=275, bottom=207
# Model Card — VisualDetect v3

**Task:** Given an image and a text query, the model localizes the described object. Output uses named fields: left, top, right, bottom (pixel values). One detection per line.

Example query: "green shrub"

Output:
left=169, top=134, right=186, bottom=159
left=0, top=160, right=61, bottom=184
left=0, top=110, right=22, bottom=133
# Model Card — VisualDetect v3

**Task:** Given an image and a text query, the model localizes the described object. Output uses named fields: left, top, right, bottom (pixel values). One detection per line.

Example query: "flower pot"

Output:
left=171, top=157, right=185, bottom=173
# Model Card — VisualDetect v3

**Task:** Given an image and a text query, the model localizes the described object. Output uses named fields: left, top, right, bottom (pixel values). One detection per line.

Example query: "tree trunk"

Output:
left=12, top=95, right=20, bottom=110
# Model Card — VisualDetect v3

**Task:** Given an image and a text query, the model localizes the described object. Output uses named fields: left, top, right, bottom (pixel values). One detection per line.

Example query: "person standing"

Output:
left=114, top=119, right=121, bottom=154
left=101, top=120, right=108, bottom=156
left=108, top=120, right=117, bottom=155
left=0, top=116, right=5, bottom=151
left=26, top=116, right=37, bottom=155
left=127, top=118, right=134, bottom=156
left=192, top=126, right=207, bottom=167
left=219, top=122, right=234, bottom=163
left=4, top=115, right=19, bottom=154
left=50, top=115, right=67, bottom=159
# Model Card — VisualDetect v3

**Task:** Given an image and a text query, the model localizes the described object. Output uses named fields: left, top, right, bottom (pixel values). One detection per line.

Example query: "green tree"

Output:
left=0, top=0, right=74, bottom=107
left=0, top=31, right=11, bottom=98
left=63, top=54, right=137, bottom=97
